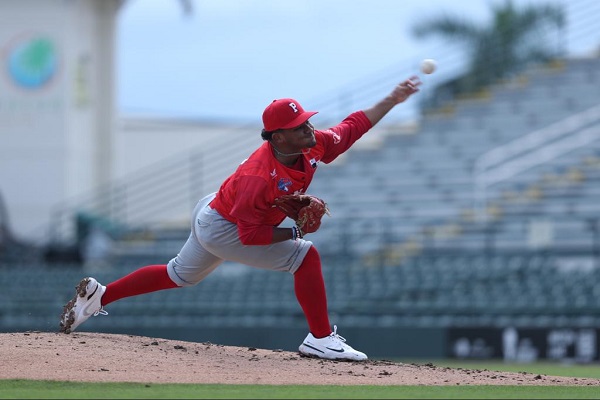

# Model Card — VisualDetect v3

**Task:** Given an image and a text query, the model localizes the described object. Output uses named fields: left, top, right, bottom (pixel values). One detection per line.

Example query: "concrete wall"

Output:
left=113, top=118, right=262, bottom=227
left=0, top=0, right=119, bottom=241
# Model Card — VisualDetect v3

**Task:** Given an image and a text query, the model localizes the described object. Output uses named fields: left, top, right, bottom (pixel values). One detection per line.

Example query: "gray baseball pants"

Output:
left=166, top=193, right=313, bottom=287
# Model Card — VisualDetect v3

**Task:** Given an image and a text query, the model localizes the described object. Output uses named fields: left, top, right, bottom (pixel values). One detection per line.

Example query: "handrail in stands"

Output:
left=474, top=103, right=600, bottom=220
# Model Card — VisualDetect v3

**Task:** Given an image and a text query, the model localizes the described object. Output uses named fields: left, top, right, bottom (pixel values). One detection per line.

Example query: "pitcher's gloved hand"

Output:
left=273, top=194, right=331, bottom=235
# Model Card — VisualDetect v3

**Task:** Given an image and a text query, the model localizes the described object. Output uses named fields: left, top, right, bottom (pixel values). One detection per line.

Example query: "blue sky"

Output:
left=116, top=0, right=598, bottom=123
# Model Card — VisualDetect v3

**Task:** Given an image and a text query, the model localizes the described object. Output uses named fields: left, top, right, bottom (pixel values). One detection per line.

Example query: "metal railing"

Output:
left=474, top=104, right=600, bottom=220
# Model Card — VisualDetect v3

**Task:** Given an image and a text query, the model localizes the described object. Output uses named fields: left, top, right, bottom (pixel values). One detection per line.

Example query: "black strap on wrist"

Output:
left=292, top=225, right=304, bottom=240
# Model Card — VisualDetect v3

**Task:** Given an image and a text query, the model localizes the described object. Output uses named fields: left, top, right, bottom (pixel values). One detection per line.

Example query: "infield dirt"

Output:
left=1, top=331, right=599, bottom=386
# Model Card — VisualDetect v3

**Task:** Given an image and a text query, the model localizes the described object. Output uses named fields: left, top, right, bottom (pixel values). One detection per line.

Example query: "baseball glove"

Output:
left=273, top=194, right=331, bottom=235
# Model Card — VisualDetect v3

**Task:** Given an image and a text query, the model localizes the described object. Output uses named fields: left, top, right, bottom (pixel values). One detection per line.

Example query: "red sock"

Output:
left=293, top=246, right=331, bottom=338
left=101, top=264, right=179, bottom=306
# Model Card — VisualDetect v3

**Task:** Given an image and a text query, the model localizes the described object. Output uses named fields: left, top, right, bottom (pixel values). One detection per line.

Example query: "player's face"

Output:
left=282, top=121, right=316, bottom=149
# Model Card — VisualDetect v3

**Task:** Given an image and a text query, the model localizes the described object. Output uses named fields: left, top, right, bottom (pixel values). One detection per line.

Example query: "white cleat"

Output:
left=59, top=277, right=107, bottom=334
left=299, top=325, right=368, bottom=361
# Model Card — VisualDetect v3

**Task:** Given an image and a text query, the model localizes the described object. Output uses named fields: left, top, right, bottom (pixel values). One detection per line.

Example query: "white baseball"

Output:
left=420, top=59, right=437, bottom=74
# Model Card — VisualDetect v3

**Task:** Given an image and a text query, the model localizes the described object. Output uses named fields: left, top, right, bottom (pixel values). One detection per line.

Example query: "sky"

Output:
left=116, top=0, right=599, bottom=124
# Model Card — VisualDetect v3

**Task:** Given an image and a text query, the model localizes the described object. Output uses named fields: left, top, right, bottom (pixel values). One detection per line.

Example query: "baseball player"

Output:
left=60, top=76, right=421, bottom=361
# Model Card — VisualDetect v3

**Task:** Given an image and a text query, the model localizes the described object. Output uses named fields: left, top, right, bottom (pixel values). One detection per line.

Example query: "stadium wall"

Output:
left=0, top=0, right=119, bottom=240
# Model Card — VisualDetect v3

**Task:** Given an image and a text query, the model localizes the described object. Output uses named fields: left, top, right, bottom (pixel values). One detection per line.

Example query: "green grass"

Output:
left=2, top=381, right=600, bottom=399
left=2, top=361, right=599, bottom=399
left=417, top=359, right=600, bottom=379
left=3, top=380, right=600, bottom=399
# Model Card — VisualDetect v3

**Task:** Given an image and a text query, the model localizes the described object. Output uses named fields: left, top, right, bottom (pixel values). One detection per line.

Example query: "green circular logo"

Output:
left=6, top=35, right=57, bottom=89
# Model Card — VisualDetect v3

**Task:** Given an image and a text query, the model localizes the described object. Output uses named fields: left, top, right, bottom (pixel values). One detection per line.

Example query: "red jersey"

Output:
left=210, top=111, right=372, bottom=245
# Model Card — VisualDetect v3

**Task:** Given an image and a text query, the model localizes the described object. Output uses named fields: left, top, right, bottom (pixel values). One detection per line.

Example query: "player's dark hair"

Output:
left=261, top=129, right=274, bottom=141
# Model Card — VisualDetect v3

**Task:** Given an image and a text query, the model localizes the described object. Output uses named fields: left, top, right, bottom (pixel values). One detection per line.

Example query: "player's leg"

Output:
left=60, top=194, right=222, bottom=333
left=101, top=264, right=178, bottom=306
left=59, top=229, right=223, bottom=334
left=197, top=214, right=367, bottom=361
left=291, top=245, right=330, bottom=337
left=294, top=246, right=367, bottom=361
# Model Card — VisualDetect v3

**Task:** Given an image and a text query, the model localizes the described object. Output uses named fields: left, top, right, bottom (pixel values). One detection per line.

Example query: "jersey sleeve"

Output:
left=229, top=175, right=275, bottom=245
left=320, top=111, right=373, bottom=163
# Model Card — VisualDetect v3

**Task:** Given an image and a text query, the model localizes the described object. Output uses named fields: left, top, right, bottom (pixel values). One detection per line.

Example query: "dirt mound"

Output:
left=2, top=331, right=598, bottom=386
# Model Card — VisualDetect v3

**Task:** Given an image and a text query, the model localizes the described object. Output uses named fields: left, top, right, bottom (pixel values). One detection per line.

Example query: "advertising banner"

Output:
left=448, top=327, right=598, bottom=363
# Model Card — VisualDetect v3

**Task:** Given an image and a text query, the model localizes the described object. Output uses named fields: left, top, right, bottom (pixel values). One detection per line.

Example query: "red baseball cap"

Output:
left=262, top=98, right=318, bottom=132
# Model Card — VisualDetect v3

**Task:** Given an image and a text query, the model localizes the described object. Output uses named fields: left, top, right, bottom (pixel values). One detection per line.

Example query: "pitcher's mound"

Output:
left=1, top=331, right=598, bottom=386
